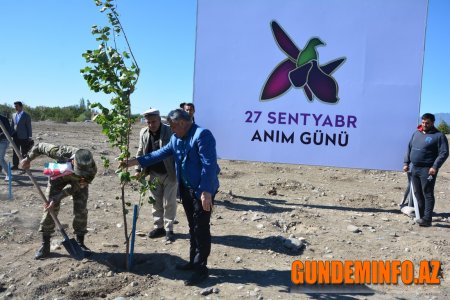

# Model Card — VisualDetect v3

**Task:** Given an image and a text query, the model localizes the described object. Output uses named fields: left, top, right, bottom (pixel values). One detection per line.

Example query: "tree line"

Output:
left=0, top=98, right=93, bottom=123
left=1, top=99, right=449, bottom=133
left=437, top=120, right=450, bottom=134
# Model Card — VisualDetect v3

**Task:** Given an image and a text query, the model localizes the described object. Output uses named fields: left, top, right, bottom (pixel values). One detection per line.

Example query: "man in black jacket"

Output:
left=403, top=113, right=449, bottom=226
left=11, top=101, right=32, bottom=170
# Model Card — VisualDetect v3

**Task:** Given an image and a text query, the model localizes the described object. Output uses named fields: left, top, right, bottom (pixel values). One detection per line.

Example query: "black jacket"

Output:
left=404, top=126, right=449, bottom=169
left=0, top=115, right=12, bottom=141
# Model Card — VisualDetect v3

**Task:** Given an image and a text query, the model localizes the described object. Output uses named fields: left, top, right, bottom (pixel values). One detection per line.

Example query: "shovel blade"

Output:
left=62, top=238, right=85, bottom=260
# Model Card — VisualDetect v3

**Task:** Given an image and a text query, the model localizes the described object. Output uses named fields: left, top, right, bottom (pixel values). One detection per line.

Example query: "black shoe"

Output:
left=148, top=228, right=166, bottom=238
left=184, top=269, right=209, bottom=286
left=35, top=235, right=51, bottom=260
left=76, top=235, right=91, bottom=252
left=165, top=231, right=175, bottom=242
left=35, top=244, right=50, bottom=259
left=176, top=261, right=194, bottom=271
left=416, top=218, right=432, bottom=227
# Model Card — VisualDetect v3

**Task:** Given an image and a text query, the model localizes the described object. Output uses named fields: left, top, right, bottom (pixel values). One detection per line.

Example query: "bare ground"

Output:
left=0, top=121, right=449, bottom=300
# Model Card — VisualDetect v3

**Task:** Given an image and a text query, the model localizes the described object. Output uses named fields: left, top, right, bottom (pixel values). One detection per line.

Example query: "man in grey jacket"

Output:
left=135, top=108, right=178, bottom=242
left=11, top=101, right=32, bottom=170
left=403, top=113, right=449, bottom=227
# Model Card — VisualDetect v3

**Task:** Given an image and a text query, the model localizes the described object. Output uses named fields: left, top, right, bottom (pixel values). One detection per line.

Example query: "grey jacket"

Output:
left=135, top=123, right=176, bottom=181
left=11, top=111, right=32, bottom=139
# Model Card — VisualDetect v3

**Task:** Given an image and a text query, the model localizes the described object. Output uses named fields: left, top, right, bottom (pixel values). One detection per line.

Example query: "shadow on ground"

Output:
left=217, top=194, right=404, bottom=216
left=213, top=234, right=304, bottom=255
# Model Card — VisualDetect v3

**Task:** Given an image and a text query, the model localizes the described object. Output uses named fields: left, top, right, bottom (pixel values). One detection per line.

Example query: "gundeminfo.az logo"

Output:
left=261, top=21, right=346, bottom=104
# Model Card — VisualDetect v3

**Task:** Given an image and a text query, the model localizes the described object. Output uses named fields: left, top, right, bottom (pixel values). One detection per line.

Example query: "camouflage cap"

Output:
left=73, top=149, right=97, bottom=183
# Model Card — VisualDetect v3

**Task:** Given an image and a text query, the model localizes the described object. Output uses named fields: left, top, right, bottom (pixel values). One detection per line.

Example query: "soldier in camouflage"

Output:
left=19, top=142, right=97, bottom=259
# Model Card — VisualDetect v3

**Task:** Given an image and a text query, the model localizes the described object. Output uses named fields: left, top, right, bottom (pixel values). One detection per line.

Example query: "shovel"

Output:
left=0, top=122, right=85, bottom=260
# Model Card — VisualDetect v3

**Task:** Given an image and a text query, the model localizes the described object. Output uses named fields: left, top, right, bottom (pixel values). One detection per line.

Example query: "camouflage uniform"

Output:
left=28, top=143, right=96, bottom=236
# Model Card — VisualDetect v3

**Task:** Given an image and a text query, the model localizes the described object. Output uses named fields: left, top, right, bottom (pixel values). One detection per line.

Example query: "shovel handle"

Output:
left=0, top=121, right=68, bottom=237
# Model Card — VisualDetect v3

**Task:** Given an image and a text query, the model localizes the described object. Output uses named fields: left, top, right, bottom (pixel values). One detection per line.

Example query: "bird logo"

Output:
left=261, top=21, right=346, bottom=104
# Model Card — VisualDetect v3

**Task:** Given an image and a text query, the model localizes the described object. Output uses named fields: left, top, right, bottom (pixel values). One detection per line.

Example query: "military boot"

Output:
left=35, top=234, right=51, bottom=259
left=76, top=235, right=91, bottom=251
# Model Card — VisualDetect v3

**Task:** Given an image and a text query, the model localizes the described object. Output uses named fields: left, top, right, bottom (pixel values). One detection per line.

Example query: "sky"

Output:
left=0, top=0, right=449, bottom=116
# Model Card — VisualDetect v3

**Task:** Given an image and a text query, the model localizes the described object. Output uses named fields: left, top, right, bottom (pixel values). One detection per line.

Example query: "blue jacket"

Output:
left=404, top=126, right=449, bottom=169
left=137, top=123, right=220, bottom=198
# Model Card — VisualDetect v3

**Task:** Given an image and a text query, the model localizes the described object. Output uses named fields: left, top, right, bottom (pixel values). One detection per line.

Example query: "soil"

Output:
left=0, top=121, right=449, bottom=300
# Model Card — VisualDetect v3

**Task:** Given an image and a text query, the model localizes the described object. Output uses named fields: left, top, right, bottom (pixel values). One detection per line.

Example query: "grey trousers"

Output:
left=149, top=172, right=178, bottom=231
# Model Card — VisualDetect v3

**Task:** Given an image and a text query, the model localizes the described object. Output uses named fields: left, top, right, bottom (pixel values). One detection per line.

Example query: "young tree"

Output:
left=81, top=0, right=145, bottom=269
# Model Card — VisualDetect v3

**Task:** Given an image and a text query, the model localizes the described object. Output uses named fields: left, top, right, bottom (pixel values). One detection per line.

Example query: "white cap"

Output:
left=142, top=108, right=160, bottom=116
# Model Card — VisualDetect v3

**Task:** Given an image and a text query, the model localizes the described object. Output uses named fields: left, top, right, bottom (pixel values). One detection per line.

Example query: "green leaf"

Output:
left=119, top=171, right=131, bottom=183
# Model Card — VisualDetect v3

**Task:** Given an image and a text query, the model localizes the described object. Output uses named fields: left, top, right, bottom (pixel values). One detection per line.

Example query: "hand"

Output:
left=429, top=167, right=437, bottom=176
left=19, top=157, right=31, bottom=170
left=79, top=178, right=88, bottom=189
left=134, top=171, right=145, bottom=180
left=403, top=165, right=409, bottom=172
left=201, top=191, right=213, bottom=212
left=44, top=199, right=56, bottom=211
left=118, top=158, right=138, bottom=169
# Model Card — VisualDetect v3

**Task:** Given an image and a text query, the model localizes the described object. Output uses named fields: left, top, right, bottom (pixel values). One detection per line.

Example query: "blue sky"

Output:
left=0, top=0, right=448, bottom=115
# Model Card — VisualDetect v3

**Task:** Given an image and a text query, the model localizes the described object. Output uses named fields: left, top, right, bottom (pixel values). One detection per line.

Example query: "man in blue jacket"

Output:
left=126, top=109, right=220, bottom=285
left=403, top=113, right=449, bottom=227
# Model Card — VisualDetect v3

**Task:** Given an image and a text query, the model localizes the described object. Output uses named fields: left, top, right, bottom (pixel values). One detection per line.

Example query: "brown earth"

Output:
left=0, top=121, right=449, bottom=300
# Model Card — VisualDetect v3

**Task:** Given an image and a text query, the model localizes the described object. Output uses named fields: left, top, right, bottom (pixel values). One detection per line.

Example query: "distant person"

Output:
left=183, top=103, right=195, bottom=123
left=403, top=113, right=449, bottom=227
left=123, top=109, right=220, bottom=286
left=11, top=101, right=32, bottom=171
left=135, top=108, right=178, bottom=242
left=0, top=113, right=13, bottom=181
left=19, top=143, right=97, bottom=259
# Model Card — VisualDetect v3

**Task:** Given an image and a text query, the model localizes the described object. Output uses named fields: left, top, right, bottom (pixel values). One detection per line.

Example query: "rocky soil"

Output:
left=0, top=121, right=449, bottom=300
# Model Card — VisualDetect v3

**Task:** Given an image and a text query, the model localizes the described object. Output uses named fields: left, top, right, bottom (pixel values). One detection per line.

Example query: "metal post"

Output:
left=410, top=179, right=420, bottom=221
left=128, top=204, right=139, bottom=270
left=8, top=162, right=12, bottom=200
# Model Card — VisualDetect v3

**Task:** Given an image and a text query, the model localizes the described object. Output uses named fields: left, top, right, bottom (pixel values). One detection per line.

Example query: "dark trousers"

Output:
left=411, top=166, right=437, bottom=221
left=12, top=137, right=31, bottom=168
left=180, top=184, right=213, bottom=271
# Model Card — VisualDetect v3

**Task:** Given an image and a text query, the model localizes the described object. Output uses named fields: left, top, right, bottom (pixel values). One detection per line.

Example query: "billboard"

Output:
left=194, top=0, right=428, bottom=170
